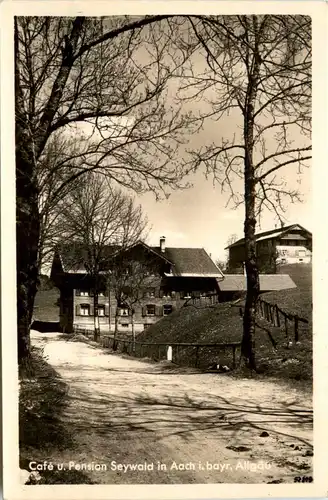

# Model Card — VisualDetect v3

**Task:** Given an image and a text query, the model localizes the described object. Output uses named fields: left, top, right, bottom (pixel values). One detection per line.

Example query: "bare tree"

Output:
left=226, top=234, right=238, bottom=247
left=15, top=15, right=199, bottom=360
left=108, top=253, right=159, bottom=349
left=59, top=171, right=148, bottom=341
left=225, top=233, right=241, bottom=273
left=178, top=15, right=311, bottom=369
left=37, top=133, right=84, bottom=271
left=215, top=258, right=227, bottom=272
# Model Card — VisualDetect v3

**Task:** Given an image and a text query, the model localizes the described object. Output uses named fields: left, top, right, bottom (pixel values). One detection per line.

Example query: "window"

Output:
left=119, top=308, right=129, bottom=317
left=146, top=304, right=156, bottom=316
left=98, top=306, right=105, bottom=316
left=121, top=323, right=129, bottom=328
left=80, top=304, right=90, bottom=316
left=76, top=289, right=90, bottom=296
left=163, top=305, right=173, bottom=316
left=182, top=292, right=192, bottom=299
left=298, top=249, right=306, bottom=257
left=98, top=291, right=105, bottom=297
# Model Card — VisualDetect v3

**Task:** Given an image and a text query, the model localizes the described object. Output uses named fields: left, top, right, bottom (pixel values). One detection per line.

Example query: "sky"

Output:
left=76, top=115, right=311, bottom=264
left=115, top=21, right=312, bottom=263
left=74, top=96, right=311, bottom=266
left=139, top=166, right=311, bottom=264
left=63, top=17, right=312, bottom=266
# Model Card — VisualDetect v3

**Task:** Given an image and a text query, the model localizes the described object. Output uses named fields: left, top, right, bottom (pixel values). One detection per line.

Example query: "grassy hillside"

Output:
left=34, top=287, right=60, bottom=322
left=136, top=264, right=312, bottom=382
left=263, top=264, right=312, bottom=321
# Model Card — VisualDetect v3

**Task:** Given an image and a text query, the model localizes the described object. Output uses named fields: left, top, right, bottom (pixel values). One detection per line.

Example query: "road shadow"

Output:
left=58, top=362, right=313, bottom=453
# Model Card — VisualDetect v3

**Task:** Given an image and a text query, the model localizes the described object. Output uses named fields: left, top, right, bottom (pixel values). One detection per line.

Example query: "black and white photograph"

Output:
left=1, top=2, right=327, bottom=499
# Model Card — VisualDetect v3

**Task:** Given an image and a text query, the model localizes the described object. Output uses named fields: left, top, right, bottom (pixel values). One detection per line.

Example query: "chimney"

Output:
left=160, top=236, right=166, bottom=253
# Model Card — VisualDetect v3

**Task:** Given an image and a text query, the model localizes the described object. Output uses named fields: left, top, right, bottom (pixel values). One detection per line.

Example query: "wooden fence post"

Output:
left=284, top=314, right=289, bottom=342
left=294, top=316, right=299, bottom=343
left=232, top=345, right=236, bottom=369
left=276, top=306, right=280, bottom=327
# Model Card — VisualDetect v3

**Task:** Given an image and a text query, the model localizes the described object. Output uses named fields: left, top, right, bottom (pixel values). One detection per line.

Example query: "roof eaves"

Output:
left=225, top=223, right=312, bottom=249
left=137, top=241, right=174, bottom=264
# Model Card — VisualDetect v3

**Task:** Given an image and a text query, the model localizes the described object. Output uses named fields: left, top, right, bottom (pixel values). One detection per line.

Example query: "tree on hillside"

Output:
left=15, top=15, right=200, bottom=360
left=179, top=15, right=311, bottom=369
left=58, top=171, right=148, bottom=341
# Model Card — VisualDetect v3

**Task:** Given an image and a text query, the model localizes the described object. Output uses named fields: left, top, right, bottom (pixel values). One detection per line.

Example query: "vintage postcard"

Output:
left=1, top=1, right=327, bottom=499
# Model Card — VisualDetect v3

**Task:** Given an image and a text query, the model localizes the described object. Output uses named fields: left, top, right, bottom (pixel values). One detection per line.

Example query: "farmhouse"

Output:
left=50, top=237, right=224, bottom=334
left=226, top=224, right=312, bottom=273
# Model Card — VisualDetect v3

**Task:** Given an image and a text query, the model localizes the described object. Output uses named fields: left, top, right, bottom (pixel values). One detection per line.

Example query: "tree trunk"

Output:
left=93, top=289, right=100, bottom=342
left=131, top=312, right=135, bottom=353
left=15, top=20, right=41, bottom=362
left=113, top=308, right=119, bottom=350
left=241, top=19, right=261, bottom=371
left=16, top=129, right=41, bottom=362
left=16, top=162, right=40, bottom=361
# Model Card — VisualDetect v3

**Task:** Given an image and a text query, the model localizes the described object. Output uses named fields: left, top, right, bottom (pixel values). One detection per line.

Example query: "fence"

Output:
left=255, top=298, right=309, bottom=343
left=72, top=326, right=241, bottom=369
left=183, top=292, right=219, bottom=308
left=73, top=325, right=97, bottom=338
left=101, top=335, right=241, bottom=369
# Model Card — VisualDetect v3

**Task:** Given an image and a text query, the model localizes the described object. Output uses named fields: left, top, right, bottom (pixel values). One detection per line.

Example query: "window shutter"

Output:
left=105, top=304, right=109, bottom=316
left=75, top=305, right=80, bottom=316
left=159, top=289, right=164, bottom=298
left=142, top=306, right=146, bottom=317
left=156, top=305, right=163, bottom=316
left=90, top=305, right=94, bottom=316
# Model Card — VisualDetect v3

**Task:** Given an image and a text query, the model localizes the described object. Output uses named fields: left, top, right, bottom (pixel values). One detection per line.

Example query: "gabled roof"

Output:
left=53, top=242, right=223, bottom=278
left=151, top=246, right=223, bottom=278
left=218, top=274, right=296, bottom=292
left=225, top=224, right=312, bottom=250
left=55, top=243, right=120, bottom=273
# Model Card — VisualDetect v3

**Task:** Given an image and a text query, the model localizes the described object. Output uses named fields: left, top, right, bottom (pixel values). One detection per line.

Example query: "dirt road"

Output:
left=31, top=331, right=313, bottom=484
